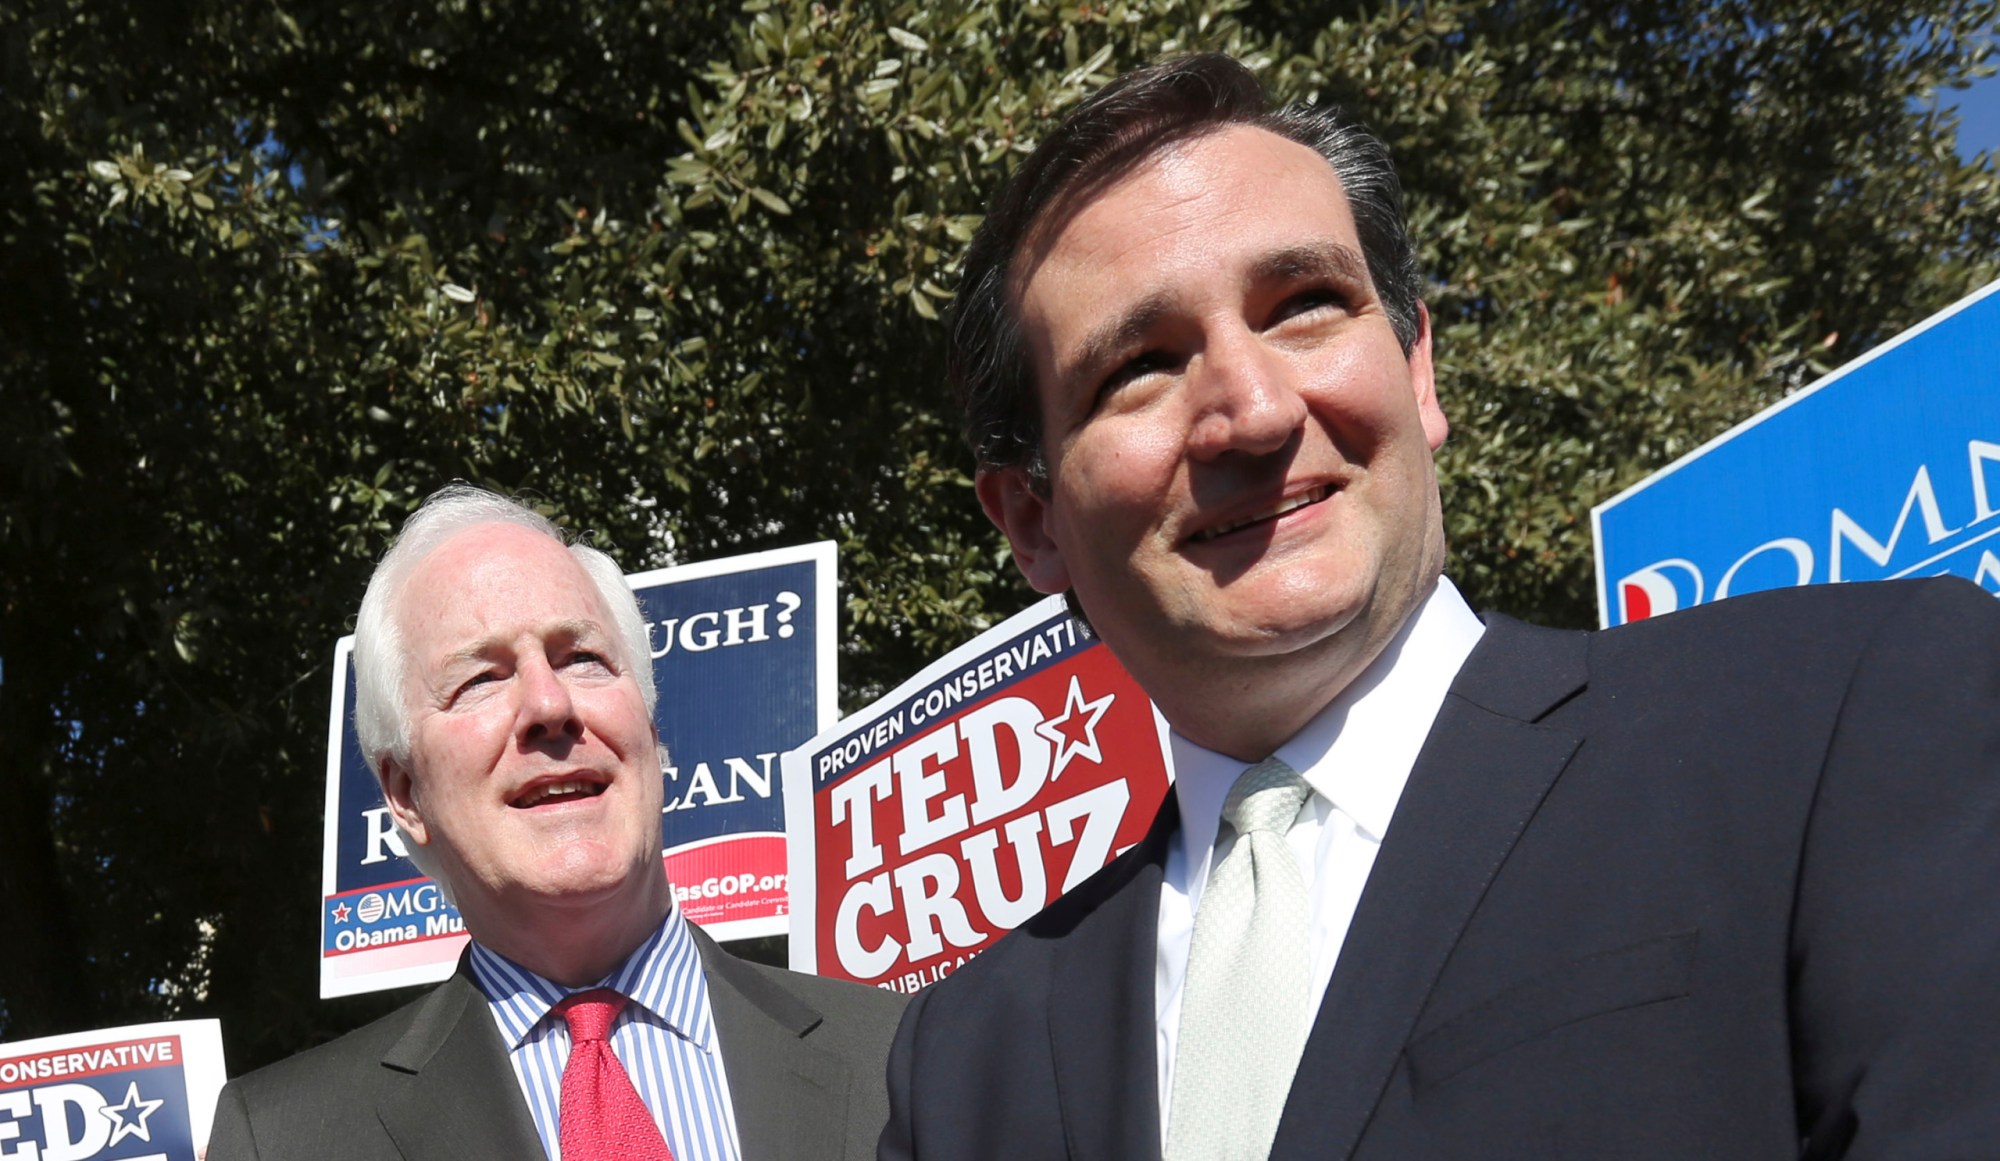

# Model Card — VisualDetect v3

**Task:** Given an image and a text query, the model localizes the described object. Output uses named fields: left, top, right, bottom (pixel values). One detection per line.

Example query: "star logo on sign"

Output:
left=1035, top=676, right=1116, bottom=782
left=100, top=1081, right=164, bottom=1146
left=331, top=902, right=352, bottom=923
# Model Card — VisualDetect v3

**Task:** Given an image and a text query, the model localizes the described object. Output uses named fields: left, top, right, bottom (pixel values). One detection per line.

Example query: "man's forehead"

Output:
left=400, top=524, right=607, bottom=640
left=413, top=523, right=577, bottom=591
left=1014, top=126, right=1365, bottom=394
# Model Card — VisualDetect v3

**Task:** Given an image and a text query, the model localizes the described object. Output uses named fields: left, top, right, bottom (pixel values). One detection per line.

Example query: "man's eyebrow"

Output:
left=437, top=619, right=606, bottom=670
left=547, top=619, right=607, bottom=646
left=1067, top=291, right=1177, bottom=386
left=1061, top=243, right=1373, bottom=386
left=1249, top=241, right=1371, bottom=289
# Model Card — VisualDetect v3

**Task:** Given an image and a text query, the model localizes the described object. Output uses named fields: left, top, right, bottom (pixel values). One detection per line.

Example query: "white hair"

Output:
left=351, top=484, right=657, bottom=883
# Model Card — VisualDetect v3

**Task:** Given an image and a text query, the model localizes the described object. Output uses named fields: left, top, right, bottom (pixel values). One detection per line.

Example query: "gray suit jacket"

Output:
left=211, top=925, right=904, bottom=1160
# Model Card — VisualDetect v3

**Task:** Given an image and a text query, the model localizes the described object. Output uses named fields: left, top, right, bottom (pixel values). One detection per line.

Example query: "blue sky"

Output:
left=1943, top=69, right=2000, bottom=160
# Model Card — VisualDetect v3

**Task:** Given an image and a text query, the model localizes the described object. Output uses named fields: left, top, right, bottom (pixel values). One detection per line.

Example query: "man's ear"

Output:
left=975, top=465, right=1072, bottom=595
left=378, top=757, right=430, bottom=848
left=1408, top=301, right=1449, bottom=452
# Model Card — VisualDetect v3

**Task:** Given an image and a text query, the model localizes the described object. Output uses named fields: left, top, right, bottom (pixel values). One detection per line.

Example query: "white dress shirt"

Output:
left=1155, top=576, right=1486, bottom=1135
left=470, top=905, right=743, bottom=1161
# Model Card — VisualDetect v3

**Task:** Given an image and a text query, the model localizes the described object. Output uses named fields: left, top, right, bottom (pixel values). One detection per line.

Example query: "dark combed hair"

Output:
left=946, top=52, right=1422, bottom=484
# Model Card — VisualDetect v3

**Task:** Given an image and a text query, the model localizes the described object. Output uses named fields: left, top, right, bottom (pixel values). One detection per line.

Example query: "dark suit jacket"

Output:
left=881, top=578, right=2000, bottom=1160
left=211, top=924, right=904, bottom=1160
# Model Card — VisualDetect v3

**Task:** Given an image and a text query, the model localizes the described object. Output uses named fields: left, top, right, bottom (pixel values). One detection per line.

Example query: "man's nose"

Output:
left=517, top=660, right=582, bottom=743
left=1186, top=328, right=1308, bottom=460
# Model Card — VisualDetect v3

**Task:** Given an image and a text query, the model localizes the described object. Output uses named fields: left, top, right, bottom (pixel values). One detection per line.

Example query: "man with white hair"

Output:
left=210, top=484, right=902, bottom=1161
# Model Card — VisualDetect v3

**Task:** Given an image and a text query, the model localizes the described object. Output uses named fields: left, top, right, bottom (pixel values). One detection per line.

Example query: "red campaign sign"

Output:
left=664, top=833, right=790, bottom=926
left=785, top=597, right=1171, bottom=992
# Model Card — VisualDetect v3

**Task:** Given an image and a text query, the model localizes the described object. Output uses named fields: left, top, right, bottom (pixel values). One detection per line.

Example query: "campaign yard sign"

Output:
left=784, top=596, right=1173, bottom=994
left=0, top=1020, right=226, bottom=1161
left=633, top=544, right=837, bottom=940
left=1595, top=279, right=2000, bottom=627
left=320, top=542, right=836, bottom=998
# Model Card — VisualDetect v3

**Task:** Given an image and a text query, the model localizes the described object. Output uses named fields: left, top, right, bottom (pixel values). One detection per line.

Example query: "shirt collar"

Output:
left=467, top=905, right=715, bottom=1054
left=1168, top=576, right=1487, bottom=865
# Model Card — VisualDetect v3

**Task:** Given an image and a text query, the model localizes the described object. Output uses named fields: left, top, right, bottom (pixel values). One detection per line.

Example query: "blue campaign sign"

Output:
left=1593, top=280, right=2000, bottom=627
left=318, top=541, right=835, bottom=998
left=633, top=548, right=835, bottom=938
left=318, top=638, right=476, bottom=997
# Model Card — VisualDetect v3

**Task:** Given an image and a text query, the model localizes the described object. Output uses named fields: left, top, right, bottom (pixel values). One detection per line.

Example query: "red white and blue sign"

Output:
left=1594, top=279, right=2000, bottom=626
left=320, top=542, right=836, bottom=998
left=633, top=545, right=835, bottom=941
left=0, top=1020, right=227, bottom=1161
left=784, top=596, right=1174, bottom=993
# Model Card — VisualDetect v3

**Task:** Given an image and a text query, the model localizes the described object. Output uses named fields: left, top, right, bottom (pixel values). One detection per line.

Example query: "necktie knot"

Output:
left=1223, top=756, right=1311, bottom=837
left=554, top=987, right=629, bottom=1045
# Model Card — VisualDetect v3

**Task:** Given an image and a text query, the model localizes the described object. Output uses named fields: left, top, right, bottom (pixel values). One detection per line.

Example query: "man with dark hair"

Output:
left=881, top=53, right=2000, bottom=1160
left=210, top=485, right=903, bottom=1161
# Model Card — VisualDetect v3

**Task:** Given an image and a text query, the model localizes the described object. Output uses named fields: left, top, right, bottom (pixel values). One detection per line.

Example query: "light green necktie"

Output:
left=1164, top=756, right=1314, bottom=1161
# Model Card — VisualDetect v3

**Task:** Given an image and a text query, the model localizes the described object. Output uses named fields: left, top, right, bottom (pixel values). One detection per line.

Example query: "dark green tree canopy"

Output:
left=3, top=0, right=1995, bottom=1065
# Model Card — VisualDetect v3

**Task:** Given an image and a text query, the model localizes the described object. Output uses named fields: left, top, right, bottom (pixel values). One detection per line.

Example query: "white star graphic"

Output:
left=100, top=1081, right=165, bottom=1146
left=1034, top=675, right=1116, bottom=782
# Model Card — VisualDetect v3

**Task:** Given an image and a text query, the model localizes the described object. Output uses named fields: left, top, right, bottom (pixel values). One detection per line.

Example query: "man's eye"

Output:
left=1270, top=289, right=1345, bottom=325
left=1099, top=350, right=1176, bottom=397
left=567, top=650, right=613, bottom=671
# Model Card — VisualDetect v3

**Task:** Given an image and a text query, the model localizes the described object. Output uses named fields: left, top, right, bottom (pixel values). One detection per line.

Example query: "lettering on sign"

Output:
left=0, top=1036, right=189, bottom=1161
left=648, top=591, right=803, bottom=657
left=806, top=626, right=1168, bottom=994
left=1616, top=438, right=2000, bottom=621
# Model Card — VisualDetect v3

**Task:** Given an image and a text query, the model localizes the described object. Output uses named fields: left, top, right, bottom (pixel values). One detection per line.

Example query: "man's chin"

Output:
left=504, top=858, right=660, bottom=909
left=1183, top=599, right=1367, bottom=660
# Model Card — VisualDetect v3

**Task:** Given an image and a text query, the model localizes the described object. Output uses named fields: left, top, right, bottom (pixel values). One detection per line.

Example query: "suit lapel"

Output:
left=695, top=925, right=849, bottom=1160
left=1271, top=616, right=1589, bottom=1160
left=375, top=961, right=546, bottom=1160
left=1048, top=790, right=1179, bottom=1161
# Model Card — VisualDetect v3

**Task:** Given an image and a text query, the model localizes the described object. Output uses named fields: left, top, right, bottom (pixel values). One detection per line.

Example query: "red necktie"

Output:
left=553, top=988, right=674, bottom=1161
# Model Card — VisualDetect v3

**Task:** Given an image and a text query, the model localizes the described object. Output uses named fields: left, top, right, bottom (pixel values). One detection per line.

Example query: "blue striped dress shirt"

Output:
left=468, top=907, right=742, bottom=1161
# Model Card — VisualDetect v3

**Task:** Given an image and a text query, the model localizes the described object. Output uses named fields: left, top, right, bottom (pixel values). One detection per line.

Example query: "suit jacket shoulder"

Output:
left=692, top=925, right=906, bottom=1161
left=1286, top=574, right=2000, bottom=1160
left=207, top=968, right=541, bottom=1161
left=1585, top=570, right=1988, bottom=664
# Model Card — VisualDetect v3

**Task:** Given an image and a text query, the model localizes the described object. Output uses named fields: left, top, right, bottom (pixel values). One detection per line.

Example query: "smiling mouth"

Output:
left=1188, top=484, right=1334, bottom=543
left=510, top=780, right=608, bottom=809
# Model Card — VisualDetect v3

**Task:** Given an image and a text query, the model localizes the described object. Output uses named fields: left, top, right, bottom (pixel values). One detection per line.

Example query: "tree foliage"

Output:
left=2, top=0, right=1994, bottom=1064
